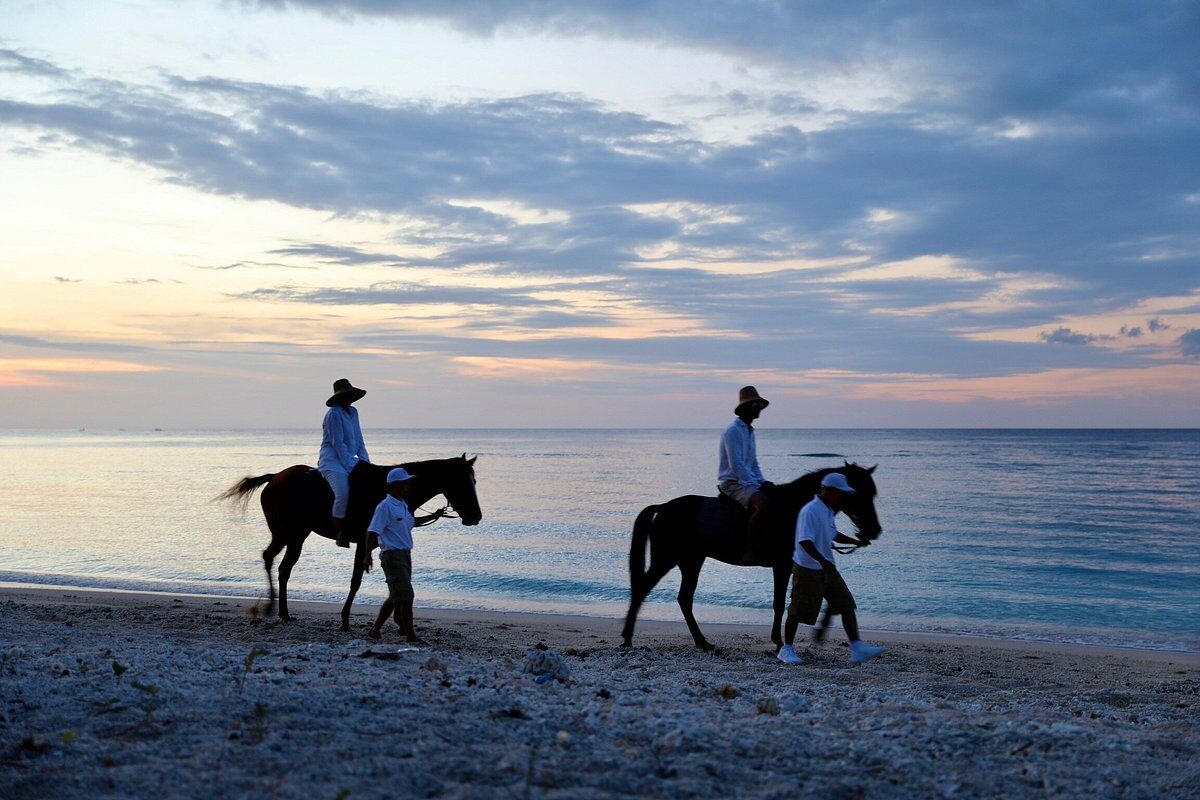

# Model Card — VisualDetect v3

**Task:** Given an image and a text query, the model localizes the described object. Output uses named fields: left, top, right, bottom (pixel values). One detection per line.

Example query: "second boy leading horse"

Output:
left=621, top=463, right=881, bottom=651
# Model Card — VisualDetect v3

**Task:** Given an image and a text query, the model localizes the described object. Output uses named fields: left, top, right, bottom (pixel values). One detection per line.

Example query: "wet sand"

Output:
left=2, top=586, right=1197, bottom=798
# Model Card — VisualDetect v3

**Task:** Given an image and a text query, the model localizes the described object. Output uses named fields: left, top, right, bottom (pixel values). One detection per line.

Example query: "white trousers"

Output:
left=320, top=469, right=351, bottom=518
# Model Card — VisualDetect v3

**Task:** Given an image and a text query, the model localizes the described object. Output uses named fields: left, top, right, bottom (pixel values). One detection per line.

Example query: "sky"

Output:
left=1, top=0, right=1198, bottom=428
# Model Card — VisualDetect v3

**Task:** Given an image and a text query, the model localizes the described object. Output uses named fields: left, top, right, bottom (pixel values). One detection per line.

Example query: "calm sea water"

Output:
left=1, top=428, right=1197, bottom=651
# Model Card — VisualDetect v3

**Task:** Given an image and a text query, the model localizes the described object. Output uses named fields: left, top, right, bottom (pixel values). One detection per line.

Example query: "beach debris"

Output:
left=756, top=697, right=780, bottom=716
left=16, top=735, right=52, bottom=757
left=357, top=648, right=415, bottom=660
left=131, top=681, right=159, bottom=724
left=111, top=660, right=128, bottom=684
left=522, top=648, right=570, bottom=682
left=421, top=656, right=448, bottom=675
left=252, top=701, right=269, bottom=743
left=238, top=648, right=270, bottom=692
left=718, top=684, right=739, bottom=700
left=490, top=707, right=529, bottom=720
left=596, top=688, right=612, bottom=699
left=555, top=730, right=571, bottom=748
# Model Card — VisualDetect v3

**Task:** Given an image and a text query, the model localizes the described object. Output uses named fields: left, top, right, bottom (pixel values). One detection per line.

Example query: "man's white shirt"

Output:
left=794, top=495, right=838, bottom=569
left=718, top=418, right=765, bottom=489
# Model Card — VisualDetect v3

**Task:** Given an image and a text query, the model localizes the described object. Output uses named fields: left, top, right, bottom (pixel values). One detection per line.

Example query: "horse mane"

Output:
left=355, top=454, right=474, bottom=480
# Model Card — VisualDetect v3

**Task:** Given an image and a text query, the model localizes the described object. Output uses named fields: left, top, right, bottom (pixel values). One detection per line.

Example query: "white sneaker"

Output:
left=849, top=641, right=886, bottom=663
left=776, top=644, right=804, bottom=665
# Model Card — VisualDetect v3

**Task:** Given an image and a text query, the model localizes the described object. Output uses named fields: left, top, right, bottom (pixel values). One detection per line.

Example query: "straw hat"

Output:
left=326, top=378, right=367, bottom=407
left=735, top=385, right=769, bottom=415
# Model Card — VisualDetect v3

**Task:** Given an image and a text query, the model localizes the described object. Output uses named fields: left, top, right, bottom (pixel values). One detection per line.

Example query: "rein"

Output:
left=413, top=501, right=458, bottom=523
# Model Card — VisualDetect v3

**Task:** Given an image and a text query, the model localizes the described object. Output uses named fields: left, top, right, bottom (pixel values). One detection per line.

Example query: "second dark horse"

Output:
left=621, top=463, right=881, bottom=651
left=222, top=455, right=482, bottom=630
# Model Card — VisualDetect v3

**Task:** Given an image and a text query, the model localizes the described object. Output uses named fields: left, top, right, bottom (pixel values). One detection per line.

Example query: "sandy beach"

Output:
left=2, top=586, right=1197, bottom=799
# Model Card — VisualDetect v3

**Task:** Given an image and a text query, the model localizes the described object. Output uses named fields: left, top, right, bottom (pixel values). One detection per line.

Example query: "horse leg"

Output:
left=340, top=539, right=366, bottom=632
left=677, top=558, right=713, bottom=651
left=620, top=558, right=675, bottom=648
left=770, top=563, right=791, bottom=650
left=276, top=534, right=307, bottom=623
left=261, top=537, right=284, bottom=616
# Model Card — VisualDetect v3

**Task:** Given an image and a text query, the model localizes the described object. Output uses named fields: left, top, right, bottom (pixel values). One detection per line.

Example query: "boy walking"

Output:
left=777, top=472, right=887, bottom=665
left=361, top=467, right=443, bottom=643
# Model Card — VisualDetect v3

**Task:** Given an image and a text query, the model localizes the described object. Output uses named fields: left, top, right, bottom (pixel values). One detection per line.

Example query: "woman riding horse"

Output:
left=319, top=378, right=370, bottom=548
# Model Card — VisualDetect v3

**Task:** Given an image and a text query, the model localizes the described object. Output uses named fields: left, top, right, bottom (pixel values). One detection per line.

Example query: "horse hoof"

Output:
left=619, top=640, right=632, bottom=649
left=339, top=623, right=351, bottom=632
left=697, top=641, right=715, bottom=652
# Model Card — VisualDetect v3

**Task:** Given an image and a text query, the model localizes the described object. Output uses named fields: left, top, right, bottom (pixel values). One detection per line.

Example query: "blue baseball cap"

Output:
left=386, top=467, right=414, bottom=484
left=820, top=473, right=856, bottom=494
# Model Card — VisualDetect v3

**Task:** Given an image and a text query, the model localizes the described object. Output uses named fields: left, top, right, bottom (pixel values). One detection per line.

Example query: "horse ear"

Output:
left=844, top=459, right=851, bottom=467
left=468, top=456, right=477, bottom=466
left=867, top=464, right=877, bottom=474
left=461, top=452, right=467, bottom=460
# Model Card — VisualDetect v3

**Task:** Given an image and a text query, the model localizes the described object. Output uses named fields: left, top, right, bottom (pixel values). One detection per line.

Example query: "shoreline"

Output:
left=4, top=583, right=1198, bottom=665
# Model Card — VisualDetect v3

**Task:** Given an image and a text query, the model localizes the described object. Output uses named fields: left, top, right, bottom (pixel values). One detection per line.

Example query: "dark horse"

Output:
left=620, top=463, right=881, bottom=651
left=222, top=455, right=481, bottom=630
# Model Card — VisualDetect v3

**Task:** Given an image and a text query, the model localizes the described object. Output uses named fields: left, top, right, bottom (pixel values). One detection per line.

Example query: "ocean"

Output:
left=1, top=428, right=1197, bottom=651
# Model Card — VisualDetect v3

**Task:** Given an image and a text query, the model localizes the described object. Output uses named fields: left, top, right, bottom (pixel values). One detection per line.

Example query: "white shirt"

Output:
left=794, top=495, right=839, bottom=570
left=718, top=418, right=765, bottom=489
left=318, top=405, right=370, bottom=474
left=368, top=495, right=415, bottom=552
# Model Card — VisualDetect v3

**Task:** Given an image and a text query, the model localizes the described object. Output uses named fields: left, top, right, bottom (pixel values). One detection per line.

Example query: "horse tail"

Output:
left=216, top=473, right=275, bottom=514
left=629, top=504, right=660, bottom=592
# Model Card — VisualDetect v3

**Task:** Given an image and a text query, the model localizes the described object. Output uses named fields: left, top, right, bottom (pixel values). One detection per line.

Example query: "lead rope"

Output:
left=413, top=502, right=457, bottom=525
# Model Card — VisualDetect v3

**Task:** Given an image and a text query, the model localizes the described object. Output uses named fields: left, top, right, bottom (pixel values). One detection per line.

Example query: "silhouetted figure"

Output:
left=361, top=468, right=445, bottom=643
left=719, top=385, right=773, bottom=564
left=622, top=462, right=882, bottom=651
left=777, top=472, right=887, bottom=665
left=319, top=378, right=370, bottom=547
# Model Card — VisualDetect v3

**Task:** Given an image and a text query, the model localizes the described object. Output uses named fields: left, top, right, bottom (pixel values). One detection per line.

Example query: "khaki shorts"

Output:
left=787, top=564, right=856, bottom=625
left=718, top=480, right=762, bottom=508
left=380, top=549, right=414, bottom=603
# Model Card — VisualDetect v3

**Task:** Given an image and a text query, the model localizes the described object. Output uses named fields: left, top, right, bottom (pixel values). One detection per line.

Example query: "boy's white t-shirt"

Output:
left=368, top=495, right=415, bottom=552
left=793, top=495, right=838, bottom=570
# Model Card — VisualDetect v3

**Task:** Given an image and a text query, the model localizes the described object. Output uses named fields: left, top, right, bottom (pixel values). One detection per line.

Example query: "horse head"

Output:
left=836, top=461, right=881, bottom=543
left=443, top=453, right=482, bottom=526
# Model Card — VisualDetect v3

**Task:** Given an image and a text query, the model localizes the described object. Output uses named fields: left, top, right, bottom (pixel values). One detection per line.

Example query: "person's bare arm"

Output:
left=361, top=532, right=379, bottom=572
left=801, top=540, right=836, bottom=571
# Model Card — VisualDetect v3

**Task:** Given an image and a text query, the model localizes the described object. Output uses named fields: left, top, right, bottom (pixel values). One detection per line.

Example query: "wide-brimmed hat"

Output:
left=326, top=378, right=367, bottom=407
left=820, top=473, right=857, bottom=494
left=735, top=385, right=770, bottom=415
left=386, top=467, right=414, bottom=485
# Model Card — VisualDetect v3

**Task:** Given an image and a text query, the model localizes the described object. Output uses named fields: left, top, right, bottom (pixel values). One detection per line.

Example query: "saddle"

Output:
left=695, top=495, right=750, bottom=547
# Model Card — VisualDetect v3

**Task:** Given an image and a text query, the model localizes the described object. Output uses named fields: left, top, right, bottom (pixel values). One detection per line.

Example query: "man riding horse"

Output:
left=719, top=385, right=774, bottom=564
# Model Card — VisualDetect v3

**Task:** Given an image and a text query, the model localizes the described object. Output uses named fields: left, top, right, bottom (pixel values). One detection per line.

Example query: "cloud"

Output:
left=53, top=276, right=80, bottom=283
left=235, top=283, right=563, bottom=308
left=1119, top=325, right=1143, bottom=338
left=1039, top=327, right=1101, bottom=346
left=0, top=357, right=161, bottom=388
left=1180, top=329, right=1200, bottom=358
left=0, top=333, right=147, bottom=354
left=1147, top=317, right=1172, bottom=332
left=0, top=48, right=72, bottom=80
